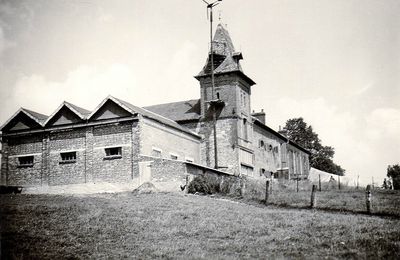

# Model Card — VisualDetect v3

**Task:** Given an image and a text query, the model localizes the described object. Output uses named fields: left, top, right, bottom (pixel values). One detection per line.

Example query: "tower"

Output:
left=195, top=24, right=256, bottom=175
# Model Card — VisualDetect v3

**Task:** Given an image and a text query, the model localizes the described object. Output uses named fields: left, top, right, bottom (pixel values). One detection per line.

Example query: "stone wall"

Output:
left=286, top=144, right=310, bottom=179
left=138, top=155, right=187, bottom=192
left=198, top=118, right=240, bottom=175
left=252, top=124, right=284, bottom=178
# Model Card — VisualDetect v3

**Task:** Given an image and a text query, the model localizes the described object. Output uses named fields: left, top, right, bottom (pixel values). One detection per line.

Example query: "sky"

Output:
left=0, top=0, right=399, bottom=186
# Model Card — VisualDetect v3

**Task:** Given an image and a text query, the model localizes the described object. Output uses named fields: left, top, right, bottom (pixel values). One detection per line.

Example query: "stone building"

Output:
left=0, top=24, right=310, bottom=188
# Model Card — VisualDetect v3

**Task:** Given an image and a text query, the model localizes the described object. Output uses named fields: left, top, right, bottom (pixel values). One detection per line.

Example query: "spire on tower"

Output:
left=196, top=23, right=254, bottom=86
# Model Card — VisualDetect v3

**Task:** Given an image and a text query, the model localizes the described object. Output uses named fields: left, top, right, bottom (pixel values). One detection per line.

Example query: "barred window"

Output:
left=105, top=147, right=122, bottom=157
left=18, top=156, right=34, bottom=167
left=60, top=152, right=76, bottom=163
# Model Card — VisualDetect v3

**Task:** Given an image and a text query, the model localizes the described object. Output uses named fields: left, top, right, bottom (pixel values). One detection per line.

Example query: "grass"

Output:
left=1, top=192, right=400, bottom=259
left=256, top=189, right=400, bottom=217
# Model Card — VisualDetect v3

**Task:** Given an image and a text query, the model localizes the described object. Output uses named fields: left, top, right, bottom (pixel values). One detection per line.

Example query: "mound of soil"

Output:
left=132, top=182, right=159, bottom=194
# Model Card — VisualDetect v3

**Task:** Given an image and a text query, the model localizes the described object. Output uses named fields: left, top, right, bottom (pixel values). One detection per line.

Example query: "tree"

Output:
left=387, top=164, right=400, bottom=190
left=382, top=178, right=392, bottom=190
left=283, top=118, right=345, bottom=176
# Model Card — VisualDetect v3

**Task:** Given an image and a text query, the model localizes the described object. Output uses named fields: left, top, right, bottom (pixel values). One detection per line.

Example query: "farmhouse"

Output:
left=0, top=24, right=310, bottom=189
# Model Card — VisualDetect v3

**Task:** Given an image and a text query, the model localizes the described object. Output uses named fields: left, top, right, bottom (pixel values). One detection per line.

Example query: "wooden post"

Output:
left=366, top=184, right=371, bottom=214
left=310, top=185, right=317, bottom=208
left=265, top=180, right=270, bottom=205
left=270, top=177, right=273, bottom=192
left=357, top=175, right=359, bottom=190
left=296, top=177, right=299, bottom=193
left=338, top=176, right=341, bottom=190
left=318, top=174, right=321, bottom=191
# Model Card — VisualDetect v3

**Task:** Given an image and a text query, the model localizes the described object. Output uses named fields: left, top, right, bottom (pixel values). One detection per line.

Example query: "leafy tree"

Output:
left=387, top=164, right=400, bottom=190
left=382, top=178, right=392, bottom=190
left=283, top=118, right=345, bottom=176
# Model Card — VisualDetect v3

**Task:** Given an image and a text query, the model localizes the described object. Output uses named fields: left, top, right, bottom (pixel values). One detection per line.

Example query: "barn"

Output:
left=0, top=24, right=310, bottom=189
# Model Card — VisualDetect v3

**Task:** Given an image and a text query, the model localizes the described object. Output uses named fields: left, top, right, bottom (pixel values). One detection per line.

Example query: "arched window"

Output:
left=243, top=118, right=248, bottom=140
left=216, top=92, right=220, bottom=100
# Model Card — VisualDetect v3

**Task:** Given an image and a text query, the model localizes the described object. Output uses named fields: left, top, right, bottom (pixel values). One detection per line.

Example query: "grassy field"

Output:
left=1, top=192, right=400, bottom=259
left=257, top=189, right=400, bottom=217
left=241, top=179, right=400, bottom=217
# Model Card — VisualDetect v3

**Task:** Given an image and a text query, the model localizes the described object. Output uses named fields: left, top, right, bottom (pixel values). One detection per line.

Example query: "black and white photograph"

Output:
left=0, top=0, right=399, bottom=258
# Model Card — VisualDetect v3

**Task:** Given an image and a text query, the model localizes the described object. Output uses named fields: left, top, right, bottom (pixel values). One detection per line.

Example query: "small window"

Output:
left=105, top=147, right=122, bottom=159
left=185, top=157, right=194, bottom=163
left=216, top=92, right=220, bottom=100
left=18, top=156, right=34, bottom=167
left=243, top=118, right=248, bottom=140
left=60, top=152, right=76, bottom=163
left=260, top=168, right=266, bottom=177
left=259, top=140, right=265, bottom=148
left=170, top=154, right=178, bottom=160
left=152, top=147, right=162, bottom=158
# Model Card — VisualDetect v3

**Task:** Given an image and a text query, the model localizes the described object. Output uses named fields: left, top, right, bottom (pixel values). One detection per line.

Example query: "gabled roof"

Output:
left=0, top=108, right=48, bottom=131
left=43, top=101, right=90, bottom=126
left=144, top=99, right=201, bottom=122
left=88, top=96, right=200, bottom=138
left=65, top=101, right=91, bottom=118
left=196, top=24, right=255, bottom=85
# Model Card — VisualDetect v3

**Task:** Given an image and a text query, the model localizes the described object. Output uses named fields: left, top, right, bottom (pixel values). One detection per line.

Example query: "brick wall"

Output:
left=48, top=129, right=86, bottom=185
left=6, top=135, right=44, bottom=186
left=92, top=122, right=134, bottom=183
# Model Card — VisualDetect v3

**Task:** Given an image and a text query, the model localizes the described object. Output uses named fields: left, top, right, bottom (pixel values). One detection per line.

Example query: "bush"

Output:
left=187, top=174, right=243, bottom=196
left=187, top=175, right=213, bottom=194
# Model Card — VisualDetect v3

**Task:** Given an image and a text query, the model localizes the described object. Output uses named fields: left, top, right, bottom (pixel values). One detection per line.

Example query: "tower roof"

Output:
left=196, top=24, right=255, bottom=85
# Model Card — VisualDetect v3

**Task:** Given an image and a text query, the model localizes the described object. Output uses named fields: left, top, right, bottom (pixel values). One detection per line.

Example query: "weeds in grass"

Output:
left=1, top=193, right=399, bottom=259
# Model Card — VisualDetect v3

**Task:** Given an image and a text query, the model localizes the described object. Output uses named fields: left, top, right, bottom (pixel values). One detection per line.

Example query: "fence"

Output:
left=188, top=175, right=400, bottom=217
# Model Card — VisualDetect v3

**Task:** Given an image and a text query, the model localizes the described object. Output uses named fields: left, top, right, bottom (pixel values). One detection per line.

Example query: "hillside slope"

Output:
left=1, top=192, right=399, bottom=259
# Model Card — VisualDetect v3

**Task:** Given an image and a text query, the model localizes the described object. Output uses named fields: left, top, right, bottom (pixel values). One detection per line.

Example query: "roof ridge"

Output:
left=113, top=97, right=200, bottom=138
left=144, top=99, right=199, bottom=108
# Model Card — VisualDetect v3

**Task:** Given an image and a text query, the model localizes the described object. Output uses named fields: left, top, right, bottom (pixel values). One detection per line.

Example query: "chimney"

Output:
left=278, top=125, right=288, bottom=137
left=252, top=109, right=266, bottom=124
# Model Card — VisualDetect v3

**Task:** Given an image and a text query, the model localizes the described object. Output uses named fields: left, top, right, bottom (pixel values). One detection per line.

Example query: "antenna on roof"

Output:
left=201, top=0, right=223, bottom=169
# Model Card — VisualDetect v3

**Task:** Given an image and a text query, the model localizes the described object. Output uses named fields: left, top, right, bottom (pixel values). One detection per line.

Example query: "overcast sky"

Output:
left=0, top=0, right=399, bottom=185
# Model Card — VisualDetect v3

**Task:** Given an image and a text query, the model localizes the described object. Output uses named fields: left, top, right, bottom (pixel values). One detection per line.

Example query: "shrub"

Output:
left=187, top=175, right=212, bottom=194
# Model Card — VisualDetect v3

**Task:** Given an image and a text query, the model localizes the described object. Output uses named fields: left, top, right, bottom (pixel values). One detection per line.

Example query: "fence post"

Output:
left=270, top=178, right=273, bottom=192
left=310, top=185, right=317, bottom=208
left=366, top=184, right=372, bottom=214
left=318, top=174, right=321, bottom=191
left=265, top=180, right=270, bottom=205
left=338, top=176, right=341, bottom=190
left=296, top=178, right=299, bottom=192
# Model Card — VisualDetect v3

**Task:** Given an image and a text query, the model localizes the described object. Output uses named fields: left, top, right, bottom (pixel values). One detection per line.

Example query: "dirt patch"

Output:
left=132, top=182, right=159, bottom=194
